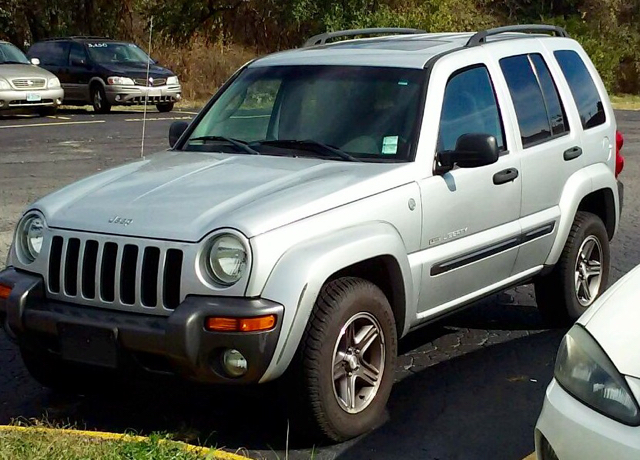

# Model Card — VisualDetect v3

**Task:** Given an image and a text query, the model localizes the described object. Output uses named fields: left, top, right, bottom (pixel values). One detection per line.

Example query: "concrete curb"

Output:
left=0, top=425, right=252, bottom=460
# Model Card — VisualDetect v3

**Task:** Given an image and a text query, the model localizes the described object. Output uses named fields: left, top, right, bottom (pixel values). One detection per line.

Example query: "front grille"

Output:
left=11, top=78, right=46, bottom=89
left=8, top=99, right=53, bottom=106
left=47, top=235, right=183, bottom=310
left=127, top=95, right=175, bottom=104
left=133, top=78, right=167, bottom=87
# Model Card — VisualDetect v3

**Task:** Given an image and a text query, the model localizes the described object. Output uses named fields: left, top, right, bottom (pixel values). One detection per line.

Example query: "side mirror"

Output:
left=436, top=133, right=500, bottom=173
left=169, top=121, right=189, bottom=148
left=71, top=58, right=87, bottom=67
left=30, top=57, right=40, bottom=66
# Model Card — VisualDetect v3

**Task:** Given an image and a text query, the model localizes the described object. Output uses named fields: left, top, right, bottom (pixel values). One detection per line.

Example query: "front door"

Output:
left=416, top=63, right=522, bottom=317
left=65, top=42, right=91, bottom=102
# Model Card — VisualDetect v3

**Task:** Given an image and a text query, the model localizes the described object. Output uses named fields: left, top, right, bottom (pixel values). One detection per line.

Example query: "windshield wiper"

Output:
left=255, top=139, right=359, bottom=162
left=188, top=135, right=260, bottom=155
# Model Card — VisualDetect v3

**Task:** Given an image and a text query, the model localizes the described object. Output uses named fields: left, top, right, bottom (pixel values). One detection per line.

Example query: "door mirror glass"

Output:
left=30, top=57, right=40, bottom=66
left=437, top=133, right=499, bottom=173
left=169, top=121, right=189, bottom=147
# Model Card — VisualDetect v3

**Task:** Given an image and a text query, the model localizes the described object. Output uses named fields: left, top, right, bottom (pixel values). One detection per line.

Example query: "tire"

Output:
left=91, top=85, right=111, bottom=114
left=20, top=341, right=115, bottom=395
left=37, top=106, right=57, bottom=117
left=156, top=102, right=174, bottom=113
left=535, top=211, right=610, bottom=326
left=287, top=277, right=397, bottom=442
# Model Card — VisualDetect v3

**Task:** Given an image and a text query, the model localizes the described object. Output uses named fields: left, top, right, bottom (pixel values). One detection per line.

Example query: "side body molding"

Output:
left=258, top=222, right=415, bottom=382
left=545, top=162, right=620, bottom=266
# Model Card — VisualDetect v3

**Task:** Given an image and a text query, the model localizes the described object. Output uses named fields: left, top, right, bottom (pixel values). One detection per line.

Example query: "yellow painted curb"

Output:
left=0, top=425, right=251, bottom=460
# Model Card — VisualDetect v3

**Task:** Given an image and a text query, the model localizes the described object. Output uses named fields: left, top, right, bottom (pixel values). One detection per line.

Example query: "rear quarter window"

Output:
left=554, top=50, right=606, bottom=129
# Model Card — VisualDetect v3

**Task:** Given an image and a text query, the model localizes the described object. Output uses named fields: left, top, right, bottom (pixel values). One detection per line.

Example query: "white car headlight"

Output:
left=0, top=79, right=10, bottom=90
left=107, top=76, right=135, bottom=86
left=205, top=234, right=248, bottom=286
left=555, top=325, right=640, bottom=425
left=17, top=214, right=45, bottom=263
left=167, top=76, right=179, bottom=86
left=48, top=77, right=61, bottom=88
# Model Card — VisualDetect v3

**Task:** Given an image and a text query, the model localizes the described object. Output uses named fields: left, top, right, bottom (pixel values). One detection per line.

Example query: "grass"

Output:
left=610, top=94, right=640, bottom=110
left=0, top=426, right=238, bottom=460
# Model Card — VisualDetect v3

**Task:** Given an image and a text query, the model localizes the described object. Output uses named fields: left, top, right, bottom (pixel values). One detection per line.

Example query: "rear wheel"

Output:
left=156, top=102, right=174, bottom=113
left=288, top=277, right=397, bottom=442
left=91, top=85, right=111, bottom=114
left=535, top=211, right=610, bottom=325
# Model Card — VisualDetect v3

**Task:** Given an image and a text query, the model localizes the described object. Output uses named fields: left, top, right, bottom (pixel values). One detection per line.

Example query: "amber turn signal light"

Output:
left=0, top=284, right=11, bottom=300
left=205, top=315, right=276, bottom=332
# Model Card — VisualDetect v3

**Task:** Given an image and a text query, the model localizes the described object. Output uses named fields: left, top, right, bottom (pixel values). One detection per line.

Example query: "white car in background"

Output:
left=536, top=265, right=640, bottom=459
left=0, top=41, right=63, bottom=116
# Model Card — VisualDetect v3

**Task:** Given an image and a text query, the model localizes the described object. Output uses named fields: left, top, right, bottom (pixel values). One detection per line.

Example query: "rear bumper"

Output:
left=104, top=84, right=182, bottom=105
left=0, top=267, right=283, bottom=384
left=0, top=88, right=64, bottom=109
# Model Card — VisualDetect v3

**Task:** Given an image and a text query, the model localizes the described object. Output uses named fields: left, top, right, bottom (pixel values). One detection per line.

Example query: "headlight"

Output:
left=0, top=79, right=10, bottom=90
left=167, top=76, right=179, bottom=86
left=555, top=325, right=640, bottom=425
left=205, top=234, right=248, bottom=286
left=107, top=76, right=135, bottom=86
left=17, top=214, right=45, bottom=263
left=48, top=77, right=60, bottom=88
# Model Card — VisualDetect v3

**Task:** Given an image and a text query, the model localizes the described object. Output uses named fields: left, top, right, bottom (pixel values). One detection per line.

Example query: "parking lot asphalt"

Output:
left=0, top=108, right=639, bottom=460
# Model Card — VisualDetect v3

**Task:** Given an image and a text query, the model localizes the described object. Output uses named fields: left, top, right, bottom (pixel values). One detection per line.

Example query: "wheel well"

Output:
left=330, top=256, right=406, bottom=336
left=577, top=188, right=616, bottom=239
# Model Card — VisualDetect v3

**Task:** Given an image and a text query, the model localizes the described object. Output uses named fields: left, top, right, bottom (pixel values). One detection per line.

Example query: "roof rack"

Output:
left=303, top=28, right=426, bottom=47
left=466, top=24, right=569, bottom=47
left=43, top=36, right=110, bottom=41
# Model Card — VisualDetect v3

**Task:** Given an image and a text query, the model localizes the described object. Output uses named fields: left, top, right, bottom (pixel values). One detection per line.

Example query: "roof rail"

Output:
left=304, top=28, right=426, bottom=47
left=43, top=36, right=110, bottom=41
left=466, top=24, right=569, bottom=47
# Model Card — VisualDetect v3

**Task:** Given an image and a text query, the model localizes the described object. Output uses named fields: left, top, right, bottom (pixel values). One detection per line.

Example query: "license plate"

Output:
left=148, top=89, right=161, bottom=97
left=26, top=93, right=41, bottom=102
left=59, top=323, right=118, bottom=368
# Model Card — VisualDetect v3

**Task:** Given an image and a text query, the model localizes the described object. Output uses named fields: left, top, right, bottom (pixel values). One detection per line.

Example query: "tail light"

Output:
left=615, top=130, right=625, bottom=178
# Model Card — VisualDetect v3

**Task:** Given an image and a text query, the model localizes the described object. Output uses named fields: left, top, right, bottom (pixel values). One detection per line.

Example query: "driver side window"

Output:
left=437, top=65, right=505, bottom=152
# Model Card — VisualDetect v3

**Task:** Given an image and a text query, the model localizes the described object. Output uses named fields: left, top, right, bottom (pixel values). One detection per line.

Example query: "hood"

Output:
left=0, top=63, right=56, bottom=79
left=98, top=62, right=174, bottom=79
left=35, top=152, right=412, bottom=242
left=579, top=264, right=640, bottom=379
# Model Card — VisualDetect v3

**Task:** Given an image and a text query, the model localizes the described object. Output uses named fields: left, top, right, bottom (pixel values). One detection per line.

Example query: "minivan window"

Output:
left=69, top=42, right=88, bottom=66
left=438, top=65, right=505, bottom=152
left=86, top=42, right=151, bottom=64
left=554, top=50, right=606, bottom=129
left=501, top=55, right=554, bottom=147
left=0, top=43, right=30, bottom=64
left=530, top=54, right=569, bottom=136
left=31, top=42, right=69, bottom=66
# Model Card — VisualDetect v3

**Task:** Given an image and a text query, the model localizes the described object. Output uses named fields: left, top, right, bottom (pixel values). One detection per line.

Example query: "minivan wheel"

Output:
left=535, top=211, right=610, bottom=326
left=156, top=102, right=174, bottom=113
left=91, top=85, right=111, bottom=113
left=288, top=277, right=397, bottom=442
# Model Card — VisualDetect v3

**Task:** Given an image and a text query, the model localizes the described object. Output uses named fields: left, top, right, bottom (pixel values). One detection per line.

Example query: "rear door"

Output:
left=495, top=48, right=584, bottom=274
left=66, top=42, right=91, bottom=102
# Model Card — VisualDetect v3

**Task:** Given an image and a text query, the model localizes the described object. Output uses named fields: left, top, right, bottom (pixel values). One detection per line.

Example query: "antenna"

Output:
left=141, top=16, right=153, bottom=159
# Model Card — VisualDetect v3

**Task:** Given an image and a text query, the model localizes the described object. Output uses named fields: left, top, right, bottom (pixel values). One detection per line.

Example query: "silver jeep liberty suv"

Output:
left=0, top=25, right=624, bottom=441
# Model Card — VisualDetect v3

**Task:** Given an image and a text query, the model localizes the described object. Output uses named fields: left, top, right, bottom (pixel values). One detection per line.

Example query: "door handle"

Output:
left=493, top=168, right=519, bottom=185
left=563, top=146, right=583, bottom=161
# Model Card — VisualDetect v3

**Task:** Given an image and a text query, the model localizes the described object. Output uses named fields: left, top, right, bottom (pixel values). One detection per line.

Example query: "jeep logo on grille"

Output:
left=108, top=216, right=133, bottom=226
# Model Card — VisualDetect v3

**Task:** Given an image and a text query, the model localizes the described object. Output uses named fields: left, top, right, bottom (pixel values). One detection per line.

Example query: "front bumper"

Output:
left=0, top=267, right=283, bottom=384
left=0, top=88, right=64, bottom=109
left=535, top=379, right=640, bottom=460
left=104, top=84, right=182, bottom=105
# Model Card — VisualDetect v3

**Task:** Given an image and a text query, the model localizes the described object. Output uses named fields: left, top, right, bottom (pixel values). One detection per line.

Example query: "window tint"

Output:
left=438, top=66, right=505, bottom=152
left=31, top=41, right=69, bottom=66
left=501, top=55, right=551, bottom=147
left=554, top=50, right=606, bottom=129
left=68, top=43, right=87, bottom=65
left=530, top=54, right=569, bottom=136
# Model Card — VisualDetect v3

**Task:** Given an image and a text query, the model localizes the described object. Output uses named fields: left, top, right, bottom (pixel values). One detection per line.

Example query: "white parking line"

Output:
left=0, top=120, right=106, bottom=129
left=124, top=116, right=192, bottom=122
left=47, top=115, right=72, bottom=120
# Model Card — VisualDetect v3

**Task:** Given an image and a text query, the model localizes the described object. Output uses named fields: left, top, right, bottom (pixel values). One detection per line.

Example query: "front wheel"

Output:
left=91, top=85, right=111, bottom=114
left=535, top=211, right=610, bottom=325
left=288, top=277, right=397, bottom=442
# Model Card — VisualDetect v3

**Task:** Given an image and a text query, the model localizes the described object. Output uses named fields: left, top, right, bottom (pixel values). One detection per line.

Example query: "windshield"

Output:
left=0, top=43, right=30, bottom=64
left=184, top=65, right=424, bottom=162
left=86, top=42, right=151, bottom=64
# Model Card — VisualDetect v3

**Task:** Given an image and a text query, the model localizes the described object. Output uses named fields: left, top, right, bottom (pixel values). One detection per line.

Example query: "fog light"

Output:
left=221, top=349, right=248, bottom=378
left=115, top=95, right=121, bottom=102
left=55, top=98, right=62, bottom=105
left=0, top=101, right=5, bottom=107
left=0, top=284, right=11, bottom=300
left=176, top=93, right=182, bottom=100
